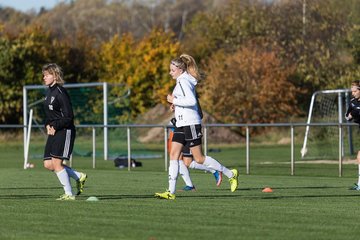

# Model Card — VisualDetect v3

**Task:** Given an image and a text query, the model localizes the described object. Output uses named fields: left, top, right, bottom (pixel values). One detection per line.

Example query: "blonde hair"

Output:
left=171, top=54, right=200, bottom=80
left=42, top=63, right=64, bottom=86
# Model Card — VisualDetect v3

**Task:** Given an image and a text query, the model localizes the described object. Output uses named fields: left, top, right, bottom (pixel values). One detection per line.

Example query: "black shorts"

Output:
left=172, top=124, right=202, bottom=148
left=44, top=128, right=76, bottom=160
left=182, top=143, right=193, bottom=157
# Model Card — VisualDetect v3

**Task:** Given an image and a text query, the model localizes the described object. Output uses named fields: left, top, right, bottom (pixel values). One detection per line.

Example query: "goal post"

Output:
left=23, top=109, right=33, bottom=169
left=23, top=82, right=130, bottom=163
left=301, top=89, right=353, bottom=159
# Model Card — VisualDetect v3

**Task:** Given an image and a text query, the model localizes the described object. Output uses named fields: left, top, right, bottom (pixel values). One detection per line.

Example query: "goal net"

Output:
left=23, top=82, right=130, bottom=162
left=301, top=89, right=358, bottom=160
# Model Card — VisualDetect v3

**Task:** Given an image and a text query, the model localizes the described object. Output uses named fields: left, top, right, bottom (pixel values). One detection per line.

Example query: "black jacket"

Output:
left=44, top=84, right=75, bottom=130
left=346, top=97, right=360, bottom=124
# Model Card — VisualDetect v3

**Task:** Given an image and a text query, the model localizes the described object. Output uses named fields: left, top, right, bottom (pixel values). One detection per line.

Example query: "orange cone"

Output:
left=262, top=187, right=273, bottom=193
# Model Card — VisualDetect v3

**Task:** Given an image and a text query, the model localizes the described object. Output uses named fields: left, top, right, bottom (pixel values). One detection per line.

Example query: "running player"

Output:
left=155, top=54, right=239, bottom=200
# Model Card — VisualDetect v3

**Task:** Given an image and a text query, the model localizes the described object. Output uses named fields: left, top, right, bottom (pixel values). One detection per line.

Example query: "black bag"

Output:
left=114, top=156, right=142, bottom=168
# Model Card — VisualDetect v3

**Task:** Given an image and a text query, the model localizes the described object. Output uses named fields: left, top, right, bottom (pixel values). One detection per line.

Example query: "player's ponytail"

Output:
left=180, top=54, right=200, bottom=80
left=171, top=54, right=201, bottom=80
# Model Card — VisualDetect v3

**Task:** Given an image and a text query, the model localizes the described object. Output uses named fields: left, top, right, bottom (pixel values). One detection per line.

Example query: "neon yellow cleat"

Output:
left=154, top=190, right=176, bottom=200
left=76, top=172, right=87, bottom=196
left=56, top=194, right=75, bottom=201
left=229, top=169, right=239, bottom=192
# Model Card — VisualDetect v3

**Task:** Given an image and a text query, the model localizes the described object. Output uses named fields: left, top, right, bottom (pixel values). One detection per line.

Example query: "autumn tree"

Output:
left=183, top=0, right=358, bottom=115
left=201, top=43, right=298, bottom=127
left=99, top=29, right=180, bottom=120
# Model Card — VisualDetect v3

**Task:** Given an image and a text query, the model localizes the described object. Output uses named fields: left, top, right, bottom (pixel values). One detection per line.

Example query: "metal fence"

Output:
left=1, top=122, right=357, bottom=176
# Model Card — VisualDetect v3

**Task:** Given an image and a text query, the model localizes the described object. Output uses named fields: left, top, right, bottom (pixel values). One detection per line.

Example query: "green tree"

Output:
left=0, top=27, right=55, bottom=124
left=0, top=25, right=100, bottom=124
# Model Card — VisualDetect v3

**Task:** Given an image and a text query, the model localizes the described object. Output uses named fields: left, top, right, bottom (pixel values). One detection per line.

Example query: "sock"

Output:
left=203, top=156, right=234, bottom=179
left=56, top=168, right=73, bottom=196
left=179, top=160, right=193, bottom=187
left=358, top=164, right=360, bottom=186
left=189, top=161, right=215, bottom=173
left=64, top=165, right=80, bottom=181
left=168, top=160, right=179, bottom=194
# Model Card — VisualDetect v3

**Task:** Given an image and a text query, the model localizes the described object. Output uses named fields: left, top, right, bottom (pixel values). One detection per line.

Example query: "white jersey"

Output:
left=172, top=72, right=201, bottom=127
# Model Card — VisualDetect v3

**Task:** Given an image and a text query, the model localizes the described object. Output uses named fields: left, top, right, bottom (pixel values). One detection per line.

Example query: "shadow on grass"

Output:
left=0, top=187, right=62, bottom=190
left=0, top=194, right=54, bottom=199
left=1, top=192, right=358, bottom=200
left=93, top=192, right=360, bottom=201
left=253, top=193, right=360, bottom=200
left=0, top=185, right=357, bottom=200
left=237, top=186, right=345, bottom=191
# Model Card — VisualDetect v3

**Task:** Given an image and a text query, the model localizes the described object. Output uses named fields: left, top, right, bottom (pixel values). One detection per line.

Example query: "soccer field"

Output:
left=0, top=167, right=359, bottom=240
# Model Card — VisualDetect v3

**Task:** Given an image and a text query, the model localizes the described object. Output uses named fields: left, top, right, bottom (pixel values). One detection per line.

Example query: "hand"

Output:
left=167, top=94, right=174, bottom=104
left=169, top=104, right=175, bottom=112
left=46, top=125, right=56, bottom=135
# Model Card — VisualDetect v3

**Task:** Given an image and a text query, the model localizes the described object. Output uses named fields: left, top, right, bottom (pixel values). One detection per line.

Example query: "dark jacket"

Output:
left=44, top=84, right=75, bottom=130
left=346, top=97, right=360, bottom=124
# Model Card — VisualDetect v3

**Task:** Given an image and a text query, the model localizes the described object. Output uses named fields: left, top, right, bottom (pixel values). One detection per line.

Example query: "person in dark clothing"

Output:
left=42, top=63, right=87, bottom=200
left=346, top=80, right=360, bottom=191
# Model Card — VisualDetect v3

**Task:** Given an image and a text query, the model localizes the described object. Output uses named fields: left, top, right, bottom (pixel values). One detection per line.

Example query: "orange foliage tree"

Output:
left=201, top=43, right=299, bottom=127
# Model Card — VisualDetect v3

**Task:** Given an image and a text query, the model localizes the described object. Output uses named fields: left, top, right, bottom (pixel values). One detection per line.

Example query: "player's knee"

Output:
left=169, top=152, right=180, bottom=160
left=43, top=161, right=53, bottom=170
left=192, top=153, right=205, bottom=164
left=183, top=161, right=191, bottom=168
left=194, top=157, right=205, bottom=164
left=182, top=157, right=192, bottom=167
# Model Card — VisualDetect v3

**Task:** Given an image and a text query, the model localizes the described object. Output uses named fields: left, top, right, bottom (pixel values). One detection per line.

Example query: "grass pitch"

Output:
left=0, top=168, right=360, bottom=240
left=1, top=135, right=360, bottom=240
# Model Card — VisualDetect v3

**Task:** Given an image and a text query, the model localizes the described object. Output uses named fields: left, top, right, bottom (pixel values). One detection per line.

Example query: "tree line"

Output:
left=1, top=0, right=360, bottom=125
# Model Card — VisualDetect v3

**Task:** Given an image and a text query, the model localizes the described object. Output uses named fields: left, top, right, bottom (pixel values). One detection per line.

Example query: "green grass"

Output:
left=0, top=169, right=359, bottom=240
left=1, top=137, right=360, bottom=239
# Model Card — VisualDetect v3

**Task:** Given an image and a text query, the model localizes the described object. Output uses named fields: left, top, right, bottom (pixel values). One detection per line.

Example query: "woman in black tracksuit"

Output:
left=346, top=80, right=360, bottom=191
left=42, top=63, right=87, bottom=200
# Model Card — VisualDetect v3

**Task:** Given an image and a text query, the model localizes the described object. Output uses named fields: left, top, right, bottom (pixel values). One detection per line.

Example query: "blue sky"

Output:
left=0, top=0, right=66, bottom=12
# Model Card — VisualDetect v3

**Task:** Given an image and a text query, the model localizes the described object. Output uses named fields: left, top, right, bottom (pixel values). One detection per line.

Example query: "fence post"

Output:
left=246, top=126, right=250, bottom=175
left=103, top=82, right=108, bottom=160
left=127, top=126, right=131, bottom=171
left=92, top=127, right=96, bottom=169
left=164, top=126, right=168, bottom=172
left=204, top=125, right=207, bottom=156
left=291, top=125, right=295, bottom=176
left=338, top=124, right=343, bottom=177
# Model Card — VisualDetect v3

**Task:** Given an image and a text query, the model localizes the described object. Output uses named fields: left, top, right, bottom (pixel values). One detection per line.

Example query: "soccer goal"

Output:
left=23, top=82, right=130, bottom=164
left=300, top=89, right=357, bottom=160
